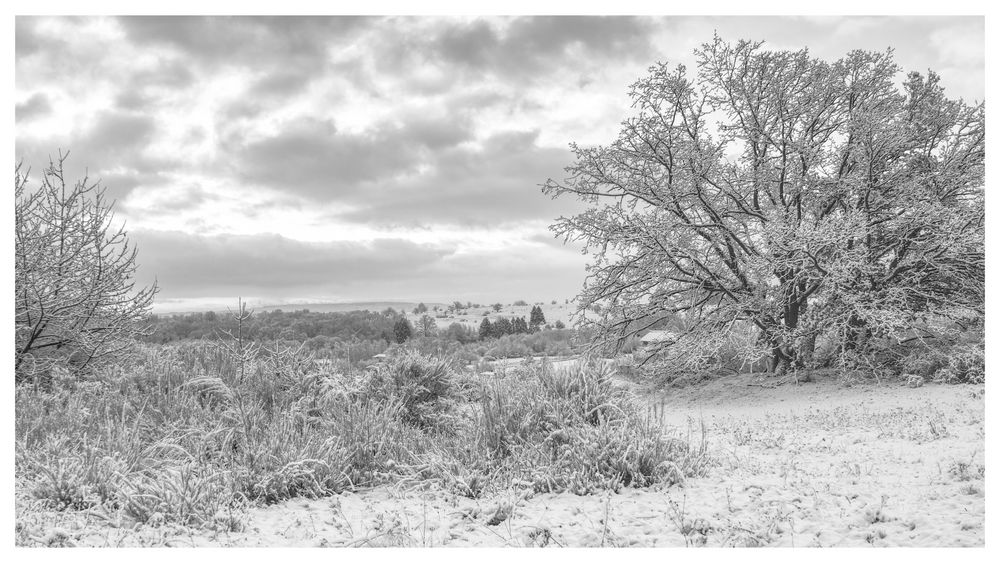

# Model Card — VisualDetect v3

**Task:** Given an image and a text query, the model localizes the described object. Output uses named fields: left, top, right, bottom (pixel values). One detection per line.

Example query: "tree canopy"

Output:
left=530, top=306, right=547, bottom=329
left=544, top=37, right=984, bottom=374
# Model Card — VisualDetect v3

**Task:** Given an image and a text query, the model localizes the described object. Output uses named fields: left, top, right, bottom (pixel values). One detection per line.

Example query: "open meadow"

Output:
left=15, top=345, right=985, bottom=547
left=15, top=15, right=986, bottom=552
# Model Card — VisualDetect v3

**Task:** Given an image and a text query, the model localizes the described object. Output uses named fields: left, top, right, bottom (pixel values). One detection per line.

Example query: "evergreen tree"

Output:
left=494, top=316, right=513, bottom=336
left=393, top=318, right=412, bottom=343
left=479, top=318, right=493, bottom=340
left=529, top=306, right=546, bottom=330
left=513, top=316, right=529, bottom=334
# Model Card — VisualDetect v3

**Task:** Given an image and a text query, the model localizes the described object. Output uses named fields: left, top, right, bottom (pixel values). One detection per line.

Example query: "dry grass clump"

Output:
left=362, top=351, right=460, bottom=429
left=16, top=343, right=705, bottom=538
left=17, top=342, right=421, bottom=527
left=456, top=359, right=709, bottom=495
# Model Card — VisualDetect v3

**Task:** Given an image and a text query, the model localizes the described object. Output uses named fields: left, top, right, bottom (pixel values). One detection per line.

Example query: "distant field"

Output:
left=255, top=302, right=447, bottom=314
left=156, top=300, right=583, bottom=328
left=419, top=302, right=579, bottom=331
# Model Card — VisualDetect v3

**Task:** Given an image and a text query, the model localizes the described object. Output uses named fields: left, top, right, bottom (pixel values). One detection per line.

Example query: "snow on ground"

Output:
left=16, top=370, right=984, bottom=547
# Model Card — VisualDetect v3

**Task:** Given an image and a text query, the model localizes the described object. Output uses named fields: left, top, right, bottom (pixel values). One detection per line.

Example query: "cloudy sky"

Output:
left=14, top=16, right=984, bottom=312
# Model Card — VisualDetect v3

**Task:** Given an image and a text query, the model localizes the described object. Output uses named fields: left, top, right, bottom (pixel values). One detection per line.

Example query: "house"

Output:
left=639, top=330, right=676, bottom=346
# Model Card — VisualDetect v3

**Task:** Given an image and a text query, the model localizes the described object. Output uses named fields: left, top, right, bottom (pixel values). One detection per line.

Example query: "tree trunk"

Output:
left=843, top=314, right=870, bottom=353
left=768, top=279, right=807, bottom=374
left=768, top=345, right=792, bottom=375
left=794, top=292, right=815, bottom=368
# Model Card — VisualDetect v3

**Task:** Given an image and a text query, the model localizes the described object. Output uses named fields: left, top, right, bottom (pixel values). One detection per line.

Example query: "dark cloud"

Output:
left=249, top=68, right=315, bottom=99
left=128, top=60, right=197, bottom=91
left=402, top=115, right=476, bottom=149
left=114, top=90, right=153, bottom=111
left=100, top=171, right=171, bottom=205
left=15, top=93, right=51, bottom=122
left=435, top=20, right=499, bottom=69
left=230, top=114, right=476, bottom=199
left=86, top=111, right=158, bottom=159
left=15, top=17, right=43, bottom=56
left=330, top=130, right=583, bottom=227
left=16, top=17, right=127, bottom=87
left=131, top=230, right=455, bottom=298
left=130, top=228, right=587, bottom=304
left=505, top=16, right=656, bottom=61
left=118, top=17, right=270, bottom=61
left=429, top=16, right=657, bottom=79
left=230, top=121, right=583, bottom=227
left=115, top=16, right=372, bottom=101
left=156, top=185, right=219, bottom=213
left=112, top=16, right=654, bottom=97
left=320, top=17, right=658, bottom=99
left=232, top=118, right=409, bottom=196
left=118, top=16, right=366, bottom=67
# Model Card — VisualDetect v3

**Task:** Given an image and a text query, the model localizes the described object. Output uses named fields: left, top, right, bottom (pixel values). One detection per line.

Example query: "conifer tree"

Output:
left=479, top=318, right=493, bottom=340
left=393, top=317, right=412, bottom=343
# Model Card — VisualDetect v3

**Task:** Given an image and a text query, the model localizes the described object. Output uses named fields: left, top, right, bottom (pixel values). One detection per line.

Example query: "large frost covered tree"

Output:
left=544, top=37, right=984, bottom=374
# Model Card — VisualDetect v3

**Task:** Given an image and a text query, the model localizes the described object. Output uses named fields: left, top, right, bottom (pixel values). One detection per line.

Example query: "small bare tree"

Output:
left=418, top=314, right=438, bottom=337
left=216, top=297, right=260, bottom=384
left=15, top=152, right=158, bottom=383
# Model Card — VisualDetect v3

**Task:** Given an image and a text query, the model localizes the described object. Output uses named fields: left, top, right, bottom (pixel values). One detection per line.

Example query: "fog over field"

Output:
left=15, top=15, right=984, bottom=312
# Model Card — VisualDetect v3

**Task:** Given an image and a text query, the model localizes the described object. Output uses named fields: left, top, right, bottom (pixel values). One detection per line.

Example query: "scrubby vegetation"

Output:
left=16, top=337, right=709, bottom=533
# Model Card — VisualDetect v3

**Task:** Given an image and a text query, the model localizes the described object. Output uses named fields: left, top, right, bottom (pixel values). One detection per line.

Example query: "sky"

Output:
left=14, top=15, right=985, bottom=313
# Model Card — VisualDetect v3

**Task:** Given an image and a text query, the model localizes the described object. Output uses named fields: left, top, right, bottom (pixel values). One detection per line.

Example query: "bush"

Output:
left=469, top=360, right=710, bottom=494
left=485, top=330, right=574, bottom=359
left=939, top=341, right=984, bottom=383
left=363, top=351, right=459, bottom=429
left=894, top=328, right=984, bottom=384
left=487, top=336, right=531, bottom=359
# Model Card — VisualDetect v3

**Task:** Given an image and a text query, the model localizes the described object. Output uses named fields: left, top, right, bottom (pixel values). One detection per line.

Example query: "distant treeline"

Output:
left=140, top=307, right=583, bottom=366
left=142, top=308, right=410, bottom=344
left=141, top=306, right=562, bottom=345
